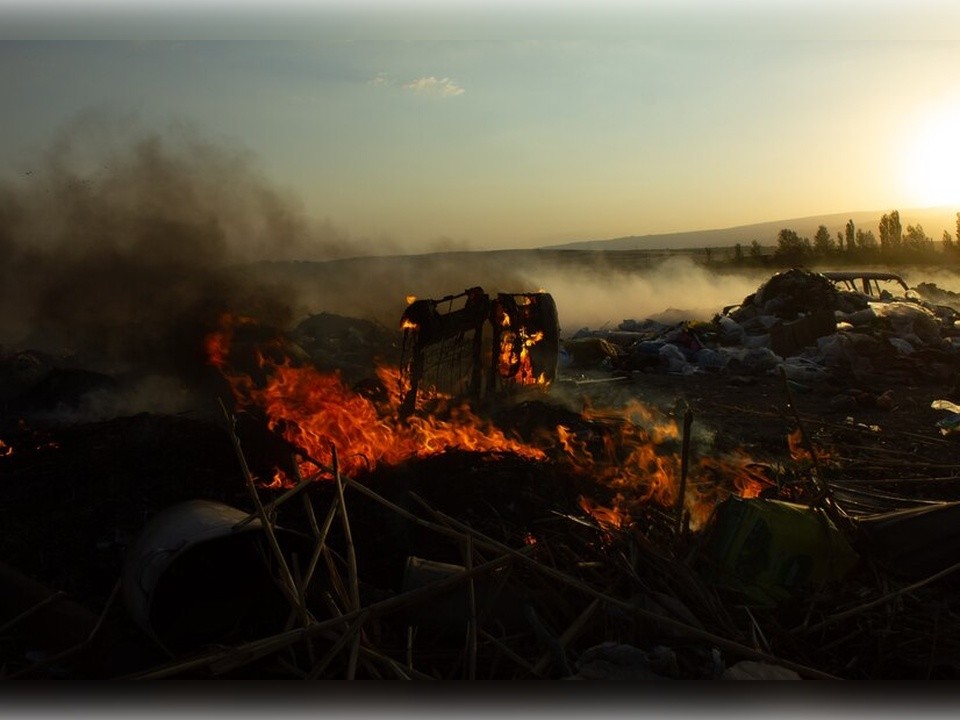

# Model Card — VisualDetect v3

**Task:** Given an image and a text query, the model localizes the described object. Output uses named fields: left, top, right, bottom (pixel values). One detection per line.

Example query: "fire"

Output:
left=496, top=308, right=547, bottom=387
left=787, top=427, right=833, bottom=464
left=579, top=495, right=630, bottom=531
left=552, top=400, right=774, bottom=531
left=204, top=313, right=258, bottom=368
left=498, top=327, right=546, bottom=386
left=0, top=439, right=12, bottom=458
left=208, top=317, right=546, bottom=483
left=787, top=427, right=807, bottom=461
left=206, top=313, right=774, bottom=533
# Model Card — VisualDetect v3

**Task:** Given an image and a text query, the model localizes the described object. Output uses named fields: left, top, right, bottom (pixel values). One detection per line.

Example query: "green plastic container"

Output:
left=699, top=497, right=859, bottom=606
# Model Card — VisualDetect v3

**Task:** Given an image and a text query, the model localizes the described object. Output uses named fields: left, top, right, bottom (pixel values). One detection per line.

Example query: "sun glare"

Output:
left=903, top=101, right=960, bottom=207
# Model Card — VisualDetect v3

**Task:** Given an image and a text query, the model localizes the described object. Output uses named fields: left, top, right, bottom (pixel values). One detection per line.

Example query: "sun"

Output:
left=902, top=102, right=960, bottom=207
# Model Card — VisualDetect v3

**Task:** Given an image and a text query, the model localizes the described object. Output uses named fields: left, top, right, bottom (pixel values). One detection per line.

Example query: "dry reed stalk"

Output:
left=523, top=604, right=571, bottom=676
left=322, top=547, right=351, bottom=614
left=0, top=590, right=66, bottom=635
left=331, top=445, right=359, bottom=614
left=477, top=628, right=542, bottom=677
left=531, top=597, right=601, bottom=676
left=799, top=560, right=960, bottom=636
left=459, top=532, right=478, bottom=680
left=289, top=553, right=317, bottom=665
left=218, top=399, right=304, bottom=619
left=232, top=471, right=318, bottom=531
left=303, top=493, right=340, bottom=592
left=306, top=609, right=369, bottom=680
left=329, top=444, right=361, bottom=679
left=430, top=506, right=840, bottom=680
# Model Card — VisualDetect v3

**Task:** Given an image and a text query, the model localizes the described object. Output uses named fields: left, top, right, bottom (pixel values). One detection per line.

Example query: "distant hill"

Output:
left=544, top=207, right=959, bottom=251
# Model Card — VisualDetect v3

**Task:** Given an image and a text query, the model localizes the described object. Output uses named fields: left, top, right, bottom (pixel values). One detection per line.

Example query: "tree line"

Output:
left=723, top=210, right=960, bottom=267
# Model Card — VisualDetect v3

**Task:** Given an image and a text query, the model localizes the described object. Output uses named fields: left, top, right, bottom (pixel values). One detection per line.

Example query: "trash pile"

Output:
left=4, top=268, right=960, bottom=681
left=563, top=268, right=960, bottom=407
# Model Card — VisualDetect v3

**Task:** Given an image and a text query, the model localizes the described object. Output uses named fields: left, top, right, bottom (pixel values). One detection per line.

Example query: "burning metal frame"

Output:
left=398, top=287, right=559, bottom=417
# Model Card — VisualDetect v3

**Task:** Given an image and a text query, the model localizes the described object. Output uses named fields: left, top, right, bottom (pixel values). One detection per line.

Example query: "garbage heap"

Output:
left=562, top=268, right=960, bottom=395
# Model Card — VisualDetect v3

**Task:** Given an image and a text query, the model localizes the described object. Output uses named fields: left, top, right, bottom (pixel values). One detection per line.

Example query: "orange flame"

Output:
left=208, top=318, right=545, bottom=483
left=579, top=495, right=630, bottom=531
left=552, top=400, right=773, bottom=531
left=787, top=427, right=833, bottom=464
left=498, top=328, right=546, bottom=386
left=206, top=314, right=773, bottom=532
left=0, top=439, right=12, bottom=458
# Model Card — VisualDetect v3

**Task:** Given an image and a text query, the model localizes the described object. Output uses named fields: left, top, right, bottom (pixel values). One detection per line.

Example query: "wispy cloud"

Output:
left=402, top=76, right=465, bottom=97
left=368, top=71, right=388, bottom=86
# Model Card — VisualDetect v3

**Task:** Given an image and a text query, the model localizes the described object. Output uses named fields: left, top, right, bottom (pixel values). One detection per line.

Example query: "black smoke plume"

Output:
left=0, top=118, right=367, bottom=380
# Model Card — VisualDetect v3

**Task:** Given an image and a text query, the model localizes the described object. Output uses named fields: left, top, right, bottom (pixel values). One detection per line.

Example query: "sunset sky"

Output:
left=3, top=0, right=960, bottom=253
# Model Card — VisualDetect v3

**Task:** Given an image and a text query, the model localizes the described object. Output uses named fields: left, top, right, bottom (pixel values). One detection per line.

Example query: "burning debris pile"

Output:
left=3, top=269, right=960, bottom=681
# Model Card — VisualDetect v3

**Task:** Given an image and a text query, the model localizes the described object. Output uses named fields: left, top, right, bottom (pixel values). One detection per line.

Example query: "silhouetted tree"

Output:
left=836, top=231, right=844, bottom=252
left=733, top=243, right=744, bottom=262
left=813, top=224, right=835, bottom=255
left=856, top=228, right=878, bottom=250
left=942, top=230, right=955, bottom=253
left=749, top=240, right=763, bottom=259
left=879, top=210, right=902, bottom=251
left=904, top=223, right=931, bottom=252
left=845, top=219, right=855, bottom=253
left=774, top=228, right=810, bottom=264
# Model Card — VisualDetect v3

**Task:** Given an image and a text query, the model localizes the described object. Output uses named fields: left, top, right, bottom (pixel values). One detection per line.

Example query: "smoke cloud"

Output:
left=263, top=251, right=773, bottom=338
left=0, top=116, right=800, bottom=421
left=0, top=117, right=389, bottom=379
